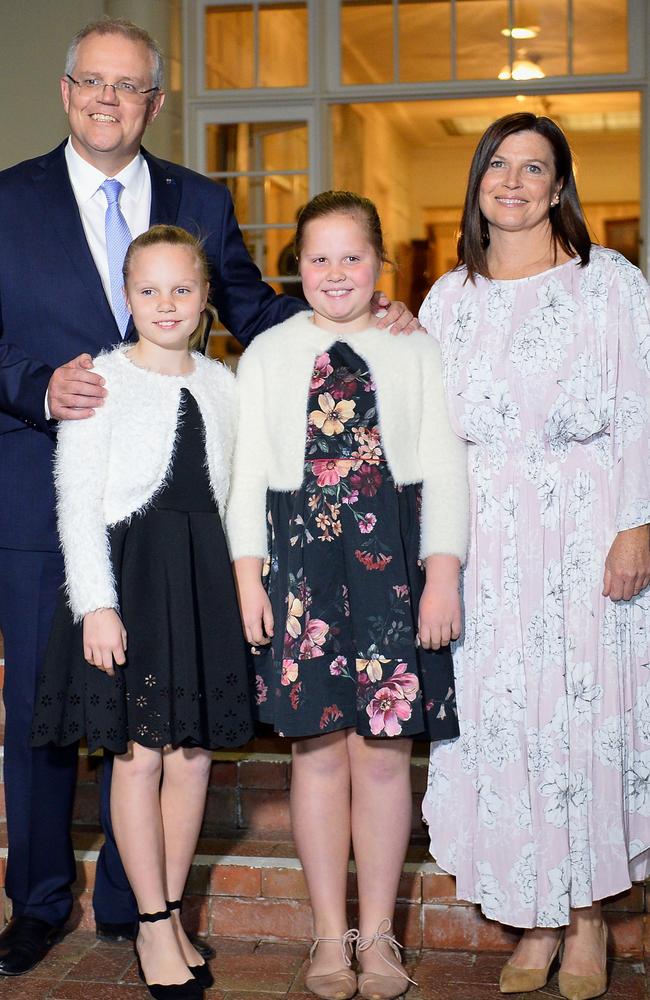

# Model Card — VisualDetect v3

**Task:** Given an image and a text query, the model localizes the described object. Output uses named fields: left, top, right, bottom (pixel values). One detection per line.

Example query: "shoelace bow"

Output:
left=356, top=918, right=418, bottom=986
left=309, top=928, right=360, bottom=965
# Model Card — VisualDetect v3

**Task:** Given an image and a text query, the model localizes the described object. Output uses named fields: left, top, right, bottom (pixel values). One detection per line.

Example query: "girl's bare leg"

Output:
left=111, top=743, right=191, bottom=986
left=291, top=730, right=352, bottom=978
left=348, top=732, right=413, bottom=977
left=160, top=746, right=212, bottom=965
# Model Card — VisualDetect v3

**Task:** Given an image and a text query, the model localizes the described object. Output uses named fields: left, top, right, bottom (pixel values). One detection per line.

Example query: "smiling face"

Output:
left=124, top=243, right=208, bottom=358
left=298, top=212, right=380, bottom=333
left=61, top=31, right=164, bottom=174
left=478, top=130, right=562, bottom=238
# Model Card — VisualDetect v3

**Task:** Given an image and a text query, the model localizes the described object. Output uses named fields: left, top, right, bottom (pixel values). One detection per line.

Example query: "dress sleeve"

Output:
left=610, top=258, right=650, bottom=532
left=54, top=393, right=117, bottom=622
left=418, top=282, right=443, bottom=343
left=417, top=338, right=469, bottom=562
left=225, top=348, right=270, bottom=560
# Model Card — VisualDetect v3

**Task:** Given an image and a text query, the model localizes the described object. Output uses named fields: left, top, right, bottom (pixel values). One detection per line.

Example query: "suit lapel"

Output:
left=31, top=143, right=120, bottom=337
left=145, top=150, right=182, bottom=226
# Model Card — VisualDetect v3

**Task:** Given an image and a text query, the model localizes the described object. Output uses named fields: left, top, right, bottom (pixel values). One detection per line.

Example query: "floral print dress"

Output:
left=419, top=248, right=650, bottom=928
left=253, top=341, right=458, bottom=741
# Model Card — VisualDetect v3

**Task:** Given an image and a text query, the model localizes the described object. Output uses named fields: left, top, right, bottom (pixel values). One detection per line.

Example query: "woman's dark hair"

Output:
left=123, top=224, right=216, bottom=351
left=457, top=113, right=591, bottom=281
left=294, top=190, right=390, bottom=267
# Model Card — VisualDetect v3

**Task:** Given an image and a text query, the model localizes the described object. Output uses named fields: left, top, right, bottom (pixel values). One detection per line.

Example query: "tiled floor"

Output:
left=0, top=931, right=645, bottom=1000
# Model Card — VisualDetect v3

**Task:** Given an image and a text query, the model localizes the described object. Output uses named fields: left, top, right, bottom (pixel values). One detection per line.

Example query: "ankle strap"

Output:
left=166, top=899, right=182, bottom=912
left=357, top=918, right=418, bottom=986
left=310, top=929, right=359, bottom=966
left=138, top=908, right=169, bottom=923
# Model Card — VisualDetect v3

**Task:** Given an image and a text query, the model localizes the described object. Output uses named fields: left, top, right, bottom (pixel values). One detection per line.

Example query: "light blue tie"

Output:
left=100, top=178, right=132, bottom=337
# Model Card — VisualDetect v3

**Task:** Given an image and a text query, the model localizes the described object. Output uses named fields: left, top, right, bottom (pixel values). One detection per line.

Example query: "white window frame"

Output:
left=185, top=0, right=650, bottom=275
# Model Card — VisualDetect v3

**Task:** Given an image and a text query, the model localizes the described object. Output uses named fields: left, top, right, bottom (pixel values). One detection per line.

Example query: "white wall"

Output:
left=0, top=0, right=181, bottom=171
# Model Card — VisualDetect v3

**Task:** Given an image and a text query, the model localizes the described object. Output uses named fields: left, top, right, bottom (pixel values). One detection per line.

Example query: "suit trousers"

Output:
left=0, top=549, right=136, bottom=925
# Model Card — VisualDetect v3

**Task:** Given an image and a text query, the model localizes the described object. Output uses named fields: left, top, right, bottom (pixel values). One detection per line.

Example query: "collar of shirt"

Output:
left=64, top=138, right=147, bottom=211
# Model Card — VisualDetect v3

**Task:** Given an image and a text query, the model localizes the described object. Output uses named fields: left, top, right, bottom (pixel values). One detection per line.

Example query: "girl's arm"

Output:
left=83, top=608, right=127, bottom=676
left=225, top=348, right=273, bottom=643
left=233, top=557, right=274, bottom=646
left=418, top=554, right=461, bottom=650
left=416, top=338, right=469, bottom=646
left=225, top=349, right=271, bottom=562
left=54, top=380, right=118, bottom=622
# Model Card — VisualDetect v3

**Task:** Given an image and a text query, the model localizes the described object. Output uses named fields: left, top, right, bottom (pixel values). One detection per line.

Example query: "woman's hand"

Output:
left=233, top=557, right=274, bottom=645
left=418, top=554, right=462, bottom=649
left=369, top=293, right=423, bottom=334
left=82, top=608, right=127, bottom=676
left=603, top=524, right=650, bottom=601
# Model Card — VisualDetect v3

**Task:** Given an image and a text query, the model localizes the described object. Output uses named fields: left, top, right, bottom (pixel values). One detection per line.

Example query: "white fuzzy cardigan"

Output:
left=55, top=345, right=236, bottom=622
left=226, top=312, right=468, bottom=563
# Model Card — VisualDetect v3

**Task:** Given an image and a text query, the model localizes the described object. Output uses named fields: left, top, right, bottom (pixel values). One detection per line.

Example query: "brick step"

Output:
left=0, top=828, right=644, bottom=958
left=0, top=744, right=432, bottom=839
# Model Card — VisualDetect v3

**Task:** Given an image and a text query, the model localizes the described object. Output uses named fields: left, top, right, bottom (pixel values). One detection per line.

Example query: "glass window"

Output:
left=205, top=2, right=308, bottom=89
left=204, top=121, right=309, bottom=281
left=337, top=0, right=630, bottom=86
left=205, top=4, right=254, bottom=88
left=341, top=0, right=394, bottom=85
left=573, top=0, right=628, bottom=74
left=457, top=1, right=509, bottom=80
left=398, top=0, right=451, bottom=83
left=259, top=4, right=308, bottom=86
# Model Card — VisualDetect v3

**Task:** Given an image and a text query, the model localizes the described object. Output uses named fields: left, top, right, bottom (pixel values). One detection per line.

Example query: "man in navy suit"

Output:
left=0, top=16, right=413, bottom=976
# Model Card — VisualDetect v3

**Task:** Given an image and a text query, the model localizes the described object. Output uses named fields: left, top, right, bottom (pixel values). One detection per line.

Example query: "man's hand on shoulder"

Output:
left=47, top=354, right=107, bottom=421
left=370, top=291, right=424, bottom=335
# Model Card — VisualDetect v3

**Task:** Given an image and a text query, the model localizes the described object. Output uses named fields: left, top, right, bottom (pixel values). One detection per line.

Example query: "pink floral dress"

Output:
left=419, top=248, right=650, bottom=928
left=253, top=342, right=458, bottom=740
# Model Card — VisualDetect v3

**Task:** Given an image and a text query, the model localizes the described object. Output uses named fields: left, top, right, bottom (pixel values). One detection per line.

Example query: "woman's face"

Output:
left=478, top=130, right=562, bottom=238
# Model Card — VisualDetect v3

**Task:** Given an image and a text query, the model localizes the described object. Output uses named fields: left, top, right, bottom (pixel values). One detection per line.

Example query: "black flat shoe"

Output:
left=0, top=916, right=62, bottom=976
left=188, top=962, right=214, bottom=989
left=96, top=920, right=137, bottom=943
left=165, top=900, right=215, bottom=964
left=136, top=908, right=203, bottom=1000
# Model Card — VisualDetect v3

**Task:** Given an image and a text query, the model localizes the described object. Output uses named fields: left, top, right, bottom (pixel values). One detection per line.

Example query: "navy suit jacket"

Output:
left=0, top=141, right=305, bottom=552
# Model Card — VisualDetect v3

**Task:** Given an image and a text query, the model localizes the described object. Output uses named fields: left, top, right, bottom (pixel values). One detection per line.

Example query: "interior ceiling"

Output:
left=352, top=92, right=640, bottom=146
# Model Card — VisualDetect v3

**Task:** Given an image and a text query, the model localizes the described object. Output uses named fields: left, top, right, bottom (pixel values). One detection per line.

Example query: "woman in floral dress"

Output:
left=419, top=113, right=650, bottom=1000
left=227, top=191, right=468, bottom=1000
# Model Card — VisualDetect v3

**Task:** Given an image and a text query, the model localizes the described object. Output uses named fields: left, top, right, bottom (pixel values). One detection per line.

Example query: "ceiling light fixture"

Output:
left=501, top=26, right=539, bottom=40
left=498, top=58, right=545, bottom=81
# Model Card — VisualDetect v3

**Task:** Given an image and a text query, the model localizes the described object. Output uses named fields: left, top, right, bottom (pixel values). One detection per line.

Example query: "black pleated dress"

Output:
left=253, top=343, right=459, bottom=741
left=32, top=389, right=253, bottom=755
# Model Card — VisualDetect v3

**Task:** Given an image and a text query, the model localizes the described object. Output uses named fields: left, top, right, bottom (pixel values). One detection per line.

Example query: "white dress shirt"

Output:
left=45, top=142, right=153, bottom=419
left=64, top=138, right=152, bottom=316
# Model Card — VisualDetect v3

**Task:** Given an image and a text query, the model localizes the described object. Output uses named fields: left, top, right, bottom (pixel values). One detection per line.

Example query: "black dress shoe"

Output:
left=165, top=901, right=215, bottom=961
left=0, top=916, right=61, bottom=976
left=187, top=935, right=214, bottom=961
left=95, top=920, right=137, bottom=943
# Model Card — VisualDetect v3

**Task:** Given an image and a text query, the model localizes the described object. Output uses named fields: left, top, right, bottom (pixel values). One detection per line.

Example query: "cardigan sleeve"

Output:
left=225, top=347, right=270, bottom=560
left=54, top=389, right=118, bottom=623
left=417, top=338, right=469, bottom=562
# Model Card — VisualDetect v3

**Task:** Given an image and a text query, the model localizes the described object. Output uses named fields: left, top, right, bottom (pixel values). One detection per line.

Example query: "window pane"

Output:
left=205, top=122, right=308, bottom=175
left=512, top=0, right=567, bottom=79
left=204, top=123, right=309, bottom=225
left=457, top=0, right=509, bottom=80
left=573, top=0, right=628, bottom=74
left=398, top=0, right=451, bottom=82
left=259, top=3, right=308, bottom=87
left=205, top=4, right=254, bottom=89
left=341, top=0, right=394, bottom=85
